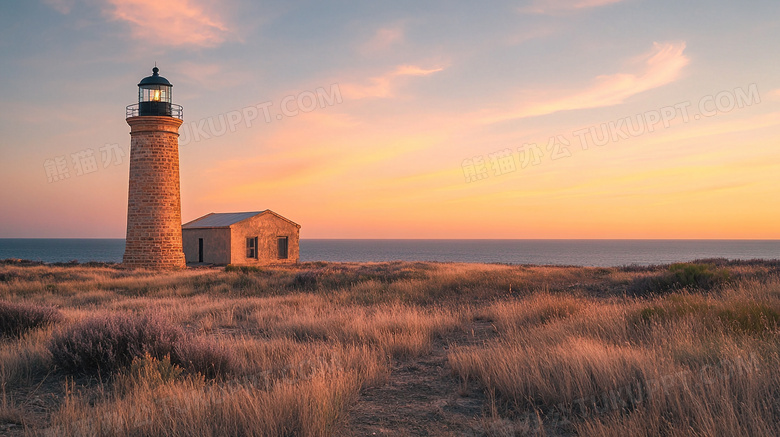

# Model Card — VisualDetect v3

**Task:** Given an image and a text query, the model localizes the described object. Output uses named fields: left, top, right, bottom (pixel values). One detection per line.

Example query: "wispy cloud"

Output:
left=340, top=64, right=445, bottom=99
left=104, top=0, right=234, bottom=47
left=44, top=0, right=75, bottom=14
left=631, top=111, right=780, bottom=150
left=359, top=25, right=405, bottom=54
left=503, top=25, right=557, bottom=46
left=174, top=61, right=254, bottom=90
left=520, top=0, right=624, bottom=14
left=481, top=41, right=689, bottom=123
left=201, top=132, right=436, bottom=203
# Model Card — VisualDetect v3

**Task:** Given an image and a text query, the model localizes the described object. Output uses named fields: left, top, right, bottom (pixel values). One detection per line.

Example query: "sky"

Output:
left=0, top=0, right=778, bottom=239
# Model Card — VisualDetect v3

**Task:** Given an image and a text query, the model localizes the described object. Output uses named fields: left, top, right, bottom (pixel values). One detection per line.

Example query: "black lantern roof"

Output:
left=138, top=67, right=172, bottom=87
left=126, top=66, right=182, bottom=119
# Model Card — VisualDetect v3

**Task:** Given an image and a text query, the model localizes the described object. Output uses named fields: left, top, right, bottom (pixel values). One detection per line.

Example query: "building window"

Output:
left=246, top=237, right=257, bottom=259
left=277, top=237, right=288, bottom=260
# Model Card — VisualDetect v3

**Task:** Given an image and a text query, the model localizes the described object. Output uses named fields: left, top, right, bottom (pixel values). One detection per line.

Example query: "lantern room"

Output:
left=126, top=66, right=183, bottom=119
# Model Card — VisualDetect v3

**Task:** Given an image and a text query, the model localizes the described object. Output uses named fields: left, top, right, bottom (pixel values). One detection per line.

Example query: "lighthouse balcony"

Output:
left=126, top=102, right=183, bottom=119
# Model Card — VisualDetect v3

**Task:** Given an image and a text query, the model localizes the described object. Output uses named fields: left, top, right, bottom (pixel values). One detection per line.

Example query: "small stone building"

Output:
left=182, top=210, right=300, bottom=265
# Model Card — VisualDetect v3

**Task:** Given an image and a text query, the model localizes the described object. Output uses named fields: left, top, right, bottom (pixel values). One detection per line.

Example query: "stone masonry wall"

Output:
left=123, top=116, right=186, bottom=269
left=229, top=213, right=300, bottom=265
left=182, top=228, right=232, bottom=264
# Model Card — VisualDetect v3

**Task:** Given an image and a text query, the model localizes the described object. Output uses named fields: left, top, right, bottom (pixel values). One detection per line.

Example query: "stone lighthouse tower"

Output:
left=123, top=66, right=186, bottom=269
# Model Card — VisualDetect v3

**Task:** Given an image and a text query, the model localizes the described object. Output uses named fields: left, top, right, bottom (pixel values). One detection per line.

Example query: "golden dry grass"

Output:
left=449, top=271, right=780, bottom=436
left=0, top=259, right=778, bottom=435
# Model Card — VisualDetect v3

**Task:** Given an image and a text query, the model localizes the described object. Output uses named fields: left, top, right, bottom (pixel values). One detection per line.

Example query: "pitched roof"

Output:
left=182, top=211, right=265, bottom=229
left=182, top=210, right=300, bottom=229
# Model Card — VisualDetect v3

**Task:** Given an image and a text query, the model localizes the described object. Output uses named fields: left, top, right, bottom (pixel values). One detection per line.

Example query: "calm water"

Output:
left=0, top=239, right=778, bottom=267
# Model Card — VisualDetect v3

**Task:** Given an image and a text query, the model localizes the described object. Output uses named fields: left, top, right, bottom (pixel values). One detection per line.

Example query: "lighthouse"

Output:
left=123, top=66, right=186, bottom=269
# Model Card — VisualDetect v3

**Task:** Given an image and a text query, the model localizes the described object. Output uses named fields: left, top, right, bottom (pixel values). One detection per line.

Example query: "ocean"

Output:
left=0, top=239, right=778, bottom=267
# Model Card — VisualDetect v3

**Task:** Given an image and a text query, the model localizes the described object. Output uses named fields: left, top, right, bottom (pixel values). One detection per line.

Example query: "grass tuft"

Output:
left=716, top=300, right=780, bottom=335
left=0, top=300, right=62, bottom=337
left=48, top=312, right=181, bottom=376
left=629, top=263, right=731, bottom=296
left=174, top=335, right=236, bottom=379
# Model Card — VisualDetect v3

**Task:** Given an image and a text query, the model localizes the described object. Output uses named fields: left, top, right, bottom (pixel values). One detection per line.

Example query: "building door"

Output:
left=198, top=238, right=204, bottom=263
left=277, top=237, right=288, bottom=259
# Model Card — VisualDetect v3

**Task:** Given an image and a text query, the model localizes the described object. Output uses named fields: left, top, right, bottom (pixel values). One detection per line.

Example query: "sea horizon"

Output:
left=1, top=238, right=778, bottom=267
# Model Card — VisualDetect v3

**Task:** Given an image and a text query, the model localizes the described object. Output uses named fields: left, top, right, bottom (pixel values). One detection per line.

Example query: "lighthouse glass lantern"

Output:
left=138, top=66, right=173, bottom=116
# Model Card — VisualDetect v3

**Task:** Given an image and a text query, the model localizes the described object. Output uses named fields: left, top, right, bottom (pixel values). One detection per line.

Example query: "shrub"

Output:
left=126, top=353, right=185, bottom=389
left=636, top=294, right=710, bottom=324
left=291, top=269, right=321, bottom=290
left=717, top=301, right=780, bottom=335
left=628, top=263, right=730, bottom=296
left=49, top=313, right=181, bottom=376
left=225, top=264, right=266, bottom=274
left=0, top=300, right=62, bottom=337
left=669, top=263, right=730, bottom=288
left=289, top=263, right=430, bottom=292
left=174, top=335, right=236, bottom=379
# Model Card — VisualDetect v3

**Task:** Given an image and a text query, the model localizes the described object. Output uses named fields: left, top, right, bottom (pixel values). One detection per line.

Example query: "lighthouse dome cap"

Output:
left=138, top=66, right=172, bottom=87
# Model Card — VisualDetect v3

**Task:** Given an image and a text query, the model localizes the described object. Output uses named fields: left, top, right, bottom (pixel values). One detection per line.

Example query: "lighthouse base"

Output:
left=123, top=116, right=186, bottom=270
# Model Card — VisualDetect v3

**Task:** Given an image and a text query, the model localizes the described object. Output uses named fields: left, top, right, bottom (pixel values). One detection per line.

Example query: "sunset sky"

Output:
left=1, top=0, right=778, bottom=238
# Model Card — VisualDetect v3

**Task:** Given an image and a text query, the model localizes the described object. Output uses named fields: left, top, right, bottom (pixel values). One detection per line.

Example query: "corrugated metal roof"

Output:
left=182, top=211, right=267, bottom=229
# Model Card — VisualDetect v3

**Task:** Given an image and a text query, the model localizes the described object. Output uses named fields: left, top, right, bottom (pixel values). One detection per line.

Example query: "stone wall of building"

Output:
left=182, top=228, right=232, bottom=264
left=229, top=213, right=300, bottom=265
left=123, top=116, right=186, bottom=270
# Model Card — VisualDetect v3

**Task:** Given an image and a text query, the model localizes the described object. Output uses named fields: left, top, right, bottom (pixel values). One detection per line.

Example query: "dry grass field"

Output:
left=0, top=259, right=779, bottom=436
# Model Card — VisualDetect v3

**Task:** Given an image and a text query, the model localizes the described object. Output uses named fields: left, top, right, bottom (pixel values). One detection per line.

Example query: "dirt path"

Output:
left=344, top=321, right=496, bottom=436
